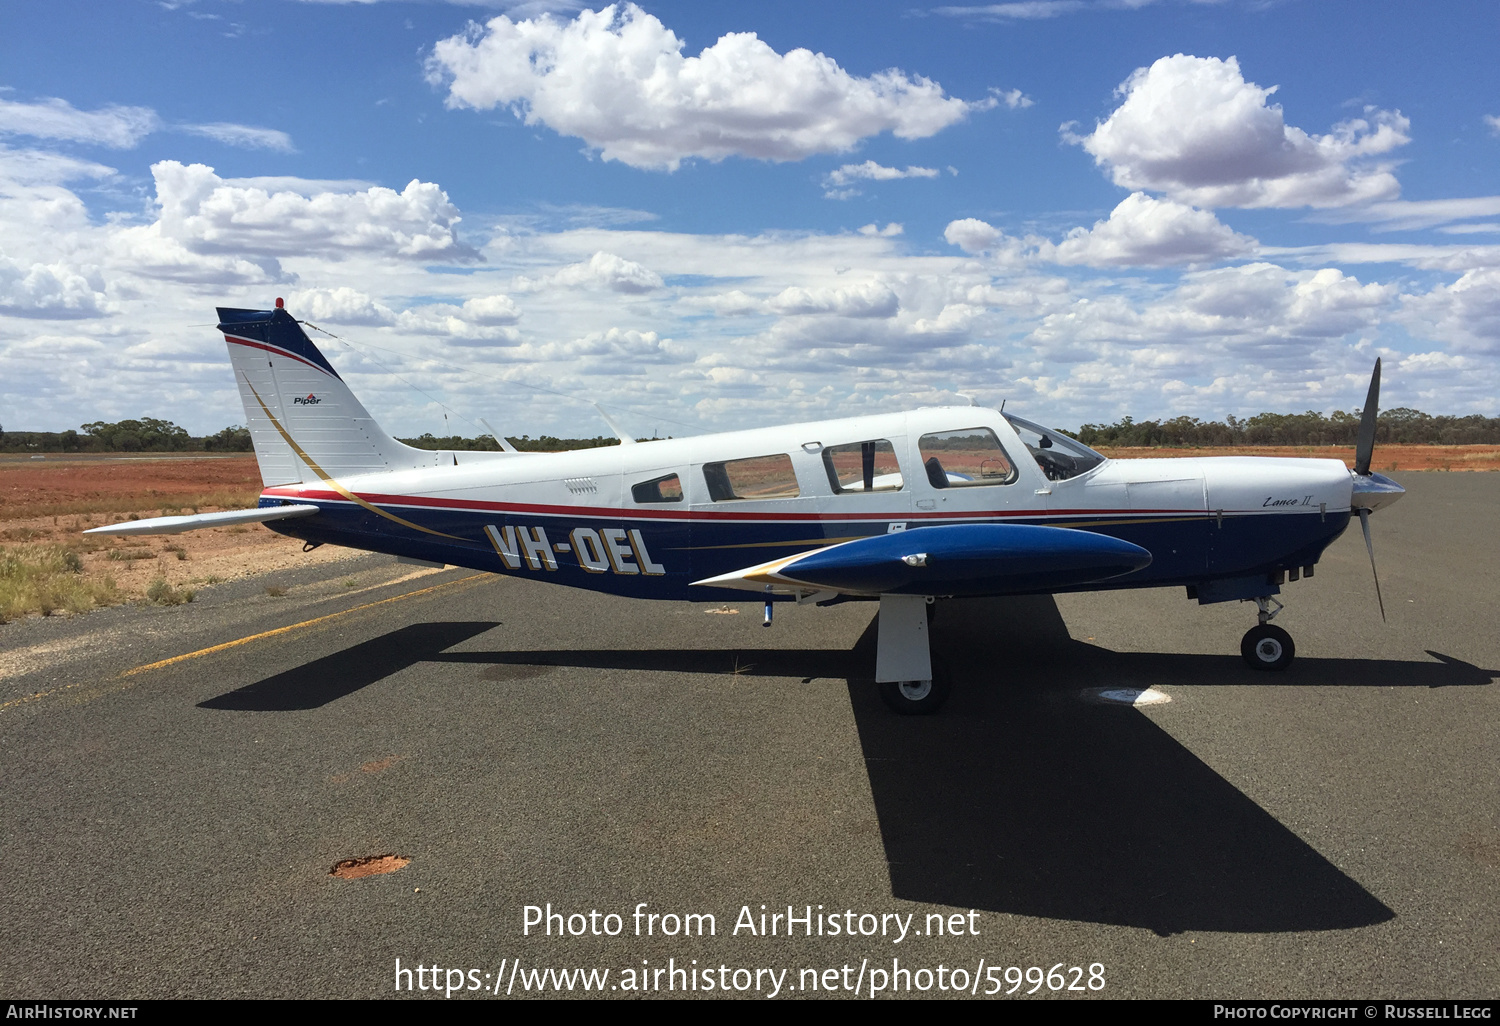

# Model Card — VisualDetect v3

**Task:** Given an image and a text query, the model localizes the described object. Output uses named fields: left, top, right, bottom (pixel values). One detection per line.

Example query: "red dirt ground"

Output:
left=0, top=454, right=263, bottom=520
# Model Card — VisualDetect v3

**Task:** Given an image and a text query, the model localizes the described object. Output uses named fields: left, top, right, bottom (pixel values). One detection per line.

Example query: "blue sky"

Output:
left=1, top=0, right=1496, bottom=438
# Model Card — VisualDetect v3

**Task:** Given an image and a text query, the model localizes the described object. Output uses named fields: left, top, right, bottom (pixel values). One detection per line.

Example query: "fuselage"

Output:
left=258, top=406, right=1356, bottom=603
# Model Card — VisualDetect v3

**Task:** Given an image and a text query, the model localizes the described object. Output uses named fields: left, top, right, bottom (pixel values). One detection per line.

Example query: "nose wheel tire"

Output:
left=1241, top=624, right=1295, bottom=671
left=878, top=656, right=951, bottom=715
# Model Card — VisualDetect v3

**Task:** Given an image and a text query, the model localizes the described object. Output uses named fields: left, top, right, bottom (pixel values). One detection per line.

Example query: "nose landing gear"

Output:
left=1241, top=595, right=1295, bottom=671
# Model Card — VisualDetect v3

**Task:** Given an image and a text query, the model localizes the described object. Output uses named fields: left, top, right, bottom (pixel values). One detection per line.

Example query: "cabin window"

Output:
left=1003, top=414, right=1106, bottom=482
left=917, top=428, right=1017, bottom=488
left=631, top=473, right=683, bottom=503
left=702, top=454, right=800, bottom=501
left=822, top=440, right=903, bottom=493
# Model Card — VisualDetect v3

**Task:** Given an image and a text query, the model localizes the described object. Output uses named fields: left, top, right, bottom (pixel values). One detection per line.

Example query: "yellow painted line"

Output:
left=0, top=573, right=488, bottom=714
left=121, top=573, right=487, bottom=677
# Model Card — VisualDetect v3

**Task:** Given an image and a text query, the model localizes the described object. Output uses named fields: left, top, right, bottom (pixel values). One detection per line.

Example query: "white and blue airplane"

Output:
left=88, top=299, right=1405, bottom=713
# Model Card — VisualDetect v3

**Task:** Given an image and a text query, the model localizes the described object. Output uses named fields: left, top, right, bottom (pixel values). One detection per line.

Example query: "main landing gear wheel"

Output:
left=879, top=656, right=951, bottom=715
left=1241, top=624, right=1295, bottom=671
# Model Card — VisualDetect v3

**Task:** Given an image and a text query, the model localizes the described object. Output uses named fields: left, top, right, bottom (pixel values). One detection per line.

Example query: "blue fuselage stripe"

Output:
left=262, top=497, right=1350, bottom=602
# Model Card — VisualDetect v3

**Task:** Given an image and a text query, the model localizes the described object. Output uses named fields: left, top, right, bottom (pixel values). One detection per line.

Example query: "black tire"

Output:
left=878, top=655, right=951, bottom=715
left=1241, top=624, right=1295, bottom=671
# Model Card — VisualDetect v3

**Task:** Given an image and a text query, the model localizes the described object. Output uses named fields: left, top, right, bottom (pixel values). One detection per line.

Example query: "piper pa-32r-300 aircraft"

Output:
left=88, top=299, right=1406, bottom=714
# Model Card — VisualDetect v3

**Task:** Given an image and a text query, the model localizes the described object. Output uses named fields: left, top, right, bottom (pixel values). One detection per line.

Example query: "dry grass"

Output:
left=145, top=577, right=195, bottom=606
left=0, top=455, right=374, bottom=620
left=0, top=543, right=121, bottom=623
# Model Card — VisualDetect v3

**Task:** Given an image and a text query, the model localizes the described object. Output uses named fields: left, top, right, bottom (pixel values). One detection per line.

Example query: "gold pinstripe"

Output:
left=243, top=375, right=464, bottom=541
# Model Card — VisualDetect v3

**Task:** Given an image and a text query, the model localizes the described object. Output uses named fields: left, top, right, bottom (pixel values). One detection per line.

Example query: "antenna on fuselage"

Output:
left=593, top=403, right=638, bottom=445
left=478, top=418, right=519, bottom=453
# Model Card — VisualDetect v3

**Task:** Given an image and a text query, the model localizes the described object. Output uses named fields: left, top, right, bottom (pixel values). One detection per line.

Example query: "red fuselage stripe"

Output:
left=260, top=486, right=1212, bottom=523
left=226, top=335, right=334, bottom=377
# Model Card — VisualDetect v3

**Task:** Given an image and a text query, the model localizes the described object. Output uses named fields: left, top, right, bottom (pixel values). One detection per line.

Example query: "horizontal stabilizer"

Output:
left=84, top=504, right=321, bottom=537
left=693, top=523, right=1152, bottom=597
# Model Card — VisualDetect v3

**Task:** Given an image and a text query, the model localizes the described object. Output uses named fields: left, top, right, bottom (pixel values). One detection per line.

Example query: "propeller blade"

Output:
left=1357, top=508, right=1387, bottom=622
left=1354, top=357, right=1381, bottom=476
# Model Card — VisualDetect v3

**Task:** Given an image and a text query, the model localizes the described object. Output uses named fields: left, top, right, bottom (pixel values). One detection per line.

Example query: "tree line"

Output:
left=400, top=432, right=639, bottom=452
left=4, top=408, right=1498, bottom=454
left=1067, top=408, right=1500, bottom=447
left=0, top=419, right=638, bottom=454
left=0, top=418, right=252, bottom=453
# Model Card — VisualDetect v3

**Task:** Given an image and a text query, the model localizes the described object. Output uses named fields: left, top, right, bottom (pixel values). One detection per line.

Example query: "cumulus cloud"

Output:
left=1029, top=263, right=1394, bottom=352
left=0, top=254, right=110, bottom=318
left=1486, top=115, right=1500, bottom=137
left=513, top=250, right=662, bottom=293
left=508, top=327, right=691, bottom=364
left=767, top=281, right=901, bottom=318
left=693, top=289, right=763, bottom=316
left=823, top=160, right=938, bottom=198
left=395, top=309, right=515, bottom=342
left=427, top=3, right=978, bottom=170
left=943, top=196, right=1254, bottom=268
left=2, top=125, right=1477, bottom=436
left=288, top=287, right=397, bottom=326
left=146, top=161, right=475, bottom=261
left=0, top=96, right=160, bottom=148
left=1040, top=192, right=1256, bottom=267
left=690, top=279, right=902, bottom=319
left=944, top=218, right=1006, bottom=254
left=1066, top=54, right=1409, bottom=209
left=106, top=226, right=285, bottom=286
left=462, top=294, right=523, bottom=324
left=289, top=287, right=521, bottom=334
left=858, top=222, right=904, bottom=237
left=1400, top=269, right=1500, bottom=353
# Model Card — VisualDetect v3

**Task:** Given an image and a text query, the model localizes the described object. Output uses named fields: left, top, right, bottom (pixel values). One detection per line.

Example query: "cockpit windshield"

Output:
left=1003, top=414, right=1107, bottom=482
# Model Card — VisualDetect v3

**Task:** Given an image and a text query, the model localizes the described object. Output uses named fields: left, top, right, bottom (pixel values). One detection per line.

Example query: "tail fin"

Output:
left=219, top=301, right=428, bottom=486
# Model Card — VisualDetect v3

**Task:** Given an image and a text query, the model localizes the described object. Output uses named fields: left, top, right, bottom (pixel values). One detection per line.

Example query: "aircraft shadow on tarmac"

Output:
left=197, top=600, right=1497, bottom=934
left=843, top=596, right=1410, bottom=937
left=437, top=595, right=1500, bottom=936
left=197, top=621, right=500, bottom=711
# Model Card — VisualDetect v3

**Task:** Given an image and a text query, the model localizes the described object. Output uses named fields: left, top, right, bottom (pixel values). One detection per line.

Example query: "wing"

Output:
left=83, top=504, right=321, bottom=537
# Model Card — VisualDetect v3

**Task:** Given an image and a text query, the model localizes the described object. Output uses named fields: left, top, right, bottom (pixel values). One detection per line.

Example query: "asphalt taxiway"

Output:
left=1, top=471, right=1496, bottom=999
